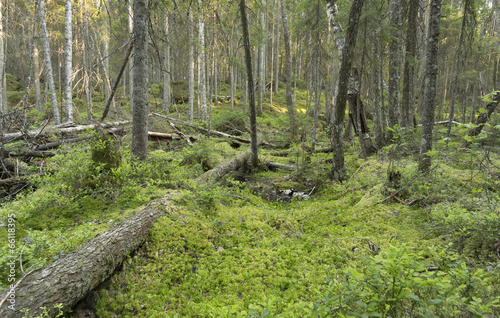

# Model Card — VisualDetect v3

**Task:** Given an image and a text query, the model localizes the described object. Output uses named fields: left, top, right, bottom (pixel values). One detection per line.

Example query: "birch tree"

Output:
left=64, top=0, right=73, bottom=123
left=0, top=1, right=6, bottom=116
left=188, top=7, right=194, bottom=122
left=198, top=1, right=207, bottom=121
left=38, top=0, right=61, bottom=125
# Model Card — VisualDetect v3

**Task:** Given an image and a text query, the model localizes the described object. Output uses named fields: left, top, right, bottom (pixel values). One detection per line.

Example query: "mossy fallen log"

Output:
left=0, top=192, right=178, bottom=318
left=197, top=146, right=252, bottom=183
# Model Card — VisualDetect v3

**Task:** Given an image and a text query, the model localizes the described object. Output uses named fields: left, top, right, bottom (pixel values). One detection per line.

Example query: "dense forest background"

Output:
left=0, top=0, right=500, bottom=317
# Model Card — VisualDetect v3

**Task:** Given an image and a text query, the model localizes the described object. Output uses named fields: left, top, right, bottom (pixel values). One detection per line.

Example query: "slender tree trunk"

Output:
left=64, top=0, right=73, bottom=123
left=328, top=0, right=364, bottom=180
left=163, top=14, right=171, bottom=113
left=38, top=0, right=61, bottom=125
left=275, top=1, right=280, bottom=95
left=388, top=0, right=402, bottom=138
left=198, top=2, right=207, bottom=121
left=239, top=0, right=258, bottom=167
left=280, top=0, right=295, bottom=136
left=312, top=3, right=321, bottom=146
left=258, top=0, right=265, bottom=116
left=0, top=0, right=6, bottom=115
left=372, top=28, right=385, bottom=149
left=447, top=0, right=474, bottom=137
left=132, top=0, right=149, bottom=160
left=188, top=8, right=194, bottom=122
left=401, top=0, right=419, bottom=128
left=128, top=0, right=134, bottom=112
left=34, top=46, right=41, bottom=108
left=83, top=0, right=93, bottom=121
left=419, top=0, right=442, bottom=171
left=270, top=8, right=274, bottom=105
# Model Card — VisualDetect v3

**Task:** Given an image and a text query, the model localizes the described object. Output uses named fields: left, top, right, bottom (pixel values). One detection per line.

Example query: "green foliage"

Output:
left=310, top=245, right=500, bottom=317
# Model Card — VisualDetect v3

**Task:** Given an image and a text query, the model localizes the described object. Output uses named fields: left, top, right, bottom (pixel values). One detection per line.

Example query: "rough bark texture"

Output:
left=419, top=0, right=442, bottom=171
left=38, top=0, right=61, bottom=125
left=131, top=0, right=149, bottom=160
left=401, top=0, right=419, bottom=128
left=188, top=8, right=194, bottom=122
left=280, top=0, right=295, bottom=137
left=388, top=0, right=402, bottom=136
left=330, top=0, right=364, bottom=179
left=64, top=0, right=72, bottom=123
left=372, top=28, right=385, bottom=149
left=325, top=0, right=345, bottom=55
left=240, top=0, right=259, bottom=167
left=0, top=194, right=178, bottom=318
left=34, top=47, right=41, bottom=108
left=197, top=146, right=252, bottom=183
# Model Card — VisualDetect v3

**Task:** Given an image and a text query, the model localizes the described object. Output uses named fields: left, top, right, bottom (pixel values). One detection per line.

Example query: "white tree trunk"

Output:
left=128, top=0, right=134, bottom=112
left=38, top=0, right=61, bottom=125
left=0, top=0, right=6, bottom=115
left=198, top=3, right=207, bottom=121
left=34, top=46, right=41, bottom=108
left=64, top=0, right=73, bottom=123
left=188, top=7, right=194, bottom=122
left=132, top=0, right=149, bottom=160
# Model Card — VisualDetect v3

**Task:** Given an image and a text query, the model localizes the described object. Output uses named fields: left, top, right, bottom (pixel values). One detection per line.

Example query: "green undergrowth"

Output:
left=93, top=143, right=500, bottom=317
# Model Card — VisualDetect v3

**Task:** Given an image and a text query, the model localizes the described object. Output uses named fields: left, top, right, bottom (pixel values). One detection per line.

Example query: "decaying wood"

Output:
left=462, top=98, right=500, bottom=147
left=147, top=131, right=197, bottom=143
left=270, top=146, right=333, bottom=157
left=34, top=137, right=89, bottom=151
left=197, top=146, right=252, bottom=183
left=2, top=121, right=131, bottom=143
left=151, top=113, right=277, bottom=149
left=265, top=161, right=297, bottom=171
left=169, top=122, right=193, bottom=146
left=0, top=192, right=179, bottom=318
left=390, top=195, right=425, bottom=206
left=5, top=150, right=57, bottom=158
left=0, top=173, right=44, bottom=186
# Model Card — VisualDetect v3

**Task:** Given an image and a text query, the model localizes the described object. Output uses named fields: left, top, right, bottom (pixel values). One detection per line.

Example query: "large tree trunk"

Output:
left=401, top=0, right=419, bottom=128
left=0, top=194, right=178, bottom=318
left=372, top=28, right=385, bottom=149
left=388, top=0, right=402, bottom=138
left=188, top=8, right=194, bottom=122
left=38, top=0, right=61, bottom=125
left=419, top=0, right=442, bottom=171
left=328, top=0, right=364, bottom=180
left=280, top=0, right=295, bottom=137
left=64, top=0, right=73, bottom=123
left=240, top=0, right=258, bottom=167
left=131, top=0, right=149, bottom=160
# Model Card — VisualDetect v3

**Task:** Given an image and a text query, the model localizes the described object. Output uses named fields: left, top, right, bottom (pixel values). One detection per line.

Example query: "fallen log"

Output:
left=151, top=113, right=277, bottom=149
left=0, top=173, right=44, bottom=186
left=462, top=97, right=499, bottom=147
left=34, top=137, right=89, bottom=151
left=0, top=192, right=178, bottom=318
left=2, top=121, right=131, bottom=143
left=147, top=131, right=197, bottom=143
left=4, top=150, right=57, bottom=158
left=265, top=161, right=297, bottom=171
left=270, top=146, right=333, bottom=157
left=197, top=146, right=252, bottom=183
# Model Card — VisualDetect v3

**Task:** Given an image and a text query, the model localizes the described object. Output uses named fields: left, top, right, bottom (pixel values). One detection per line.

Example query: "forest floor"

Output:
left=1, top=78, right=500, bottom=317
